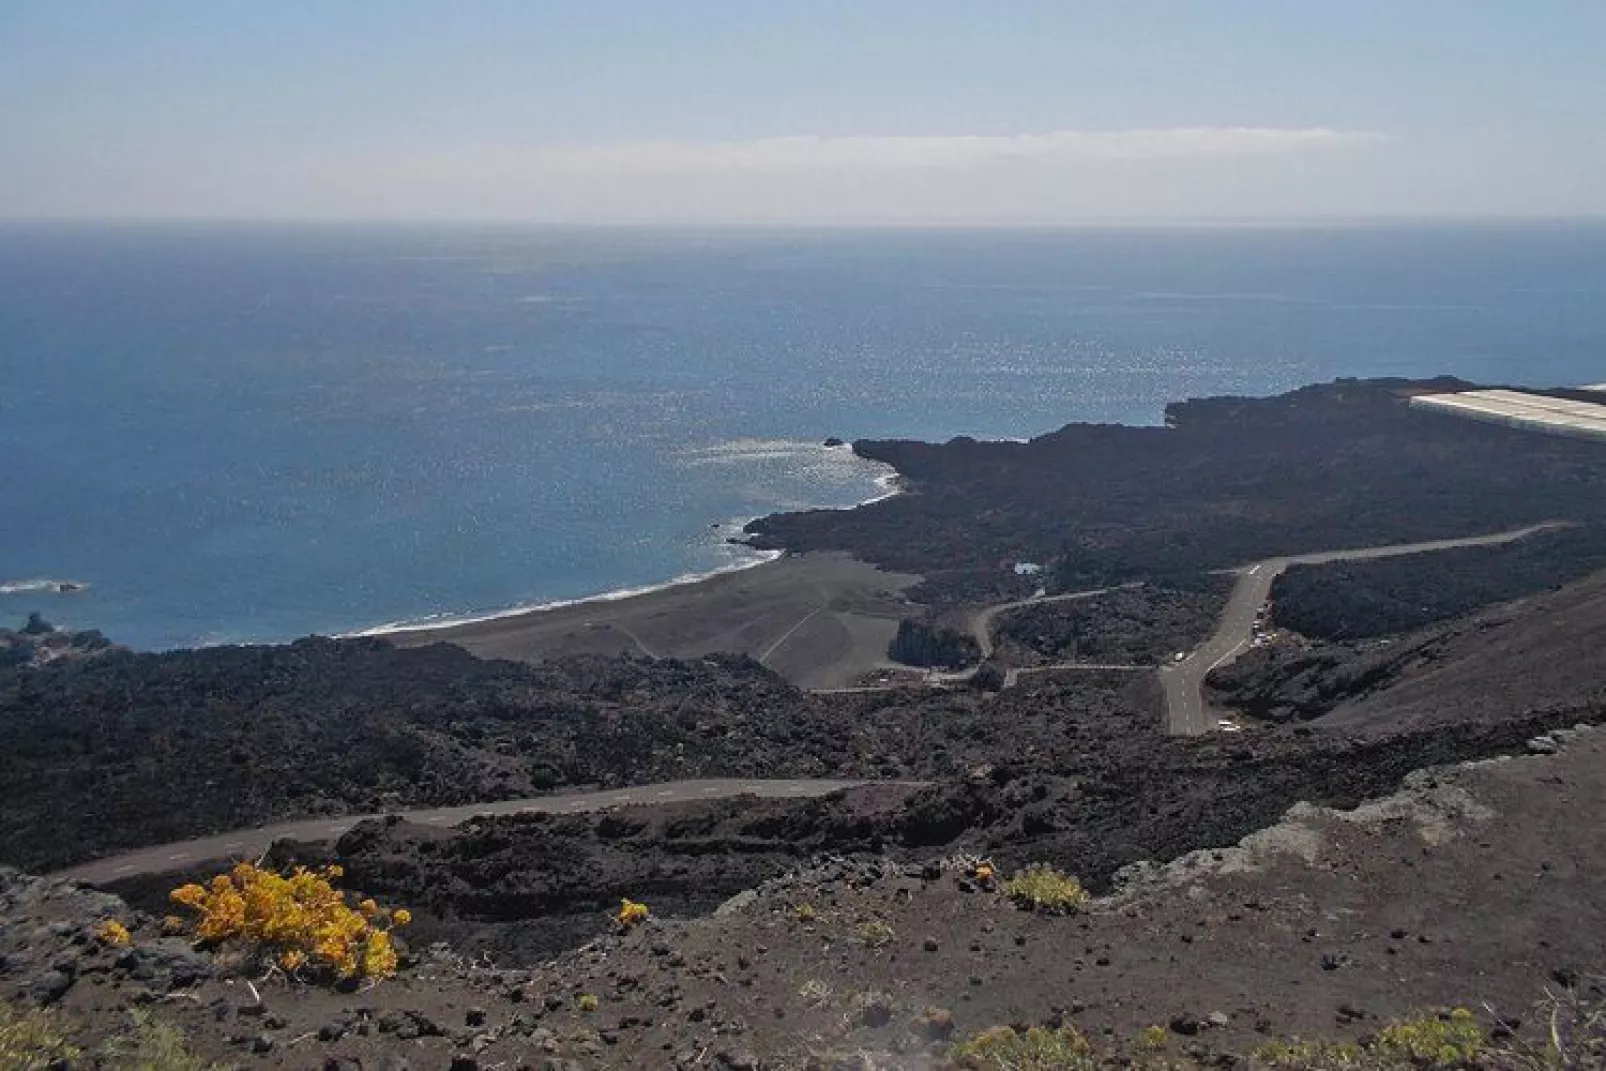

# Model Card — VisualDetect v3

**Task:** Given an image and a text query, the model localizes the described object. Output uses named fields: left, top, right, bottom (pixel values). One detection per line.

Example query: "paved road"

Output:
left=51, top=778, right=894, bottom=885
left=1158, top=523, right=1564, bottom=735
left=965, top=584, right=1136, bottom=659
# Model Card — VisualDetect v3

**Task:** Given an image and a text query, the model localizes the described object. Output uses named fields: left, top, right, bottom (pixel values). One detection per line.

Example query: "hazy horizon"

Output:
left=4, top=2, right=1604, bottom=224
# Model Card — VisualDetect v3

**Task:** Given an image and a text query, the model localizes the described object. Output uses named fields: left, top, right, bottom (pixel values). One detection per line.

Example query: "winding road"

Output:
left=1158, top=523, right=1564, bottom=735
left=964, top=584, right=1137, bottom=660
left=51, top=524, right=1563, bottom=883
left=50, top=778, right=899, bottom=885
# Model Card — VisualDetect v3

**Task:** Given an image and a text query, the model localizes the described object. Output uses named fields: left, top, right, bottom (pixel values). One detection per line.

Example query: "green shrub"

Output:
left=947, top=1024, right=1099, bottom=1070
left=1253, top=1008, right=1481, bottom=1070
left=0, top=1002, right=81, bottom=1071
left=1002, top=864, right=1090, bottom=914
left=856, top=920, right=896, bottom=949
left=1252, top=1037, right=1367, bottom=1068
left=100, top=1008, right=230, bottom=1071
left=1373, top=1008, right=1482, bottom=1067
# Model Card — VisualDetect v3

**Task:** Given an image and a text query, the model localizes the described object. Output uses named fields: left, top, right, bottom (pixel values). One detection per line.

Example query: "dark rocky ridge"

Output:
left=109, top=698, right=1600, bottom=965
left=1270, top=522, right=1606, bottom=641
left=746, top=378, right=1606, bottom=604
left=1212, top=564, right=1606, bottom=731
left=0, top=641, right=1158, bottom=872
left=0, top=615, right=122, bottom=669
left=989, top=577, right=1232, bottom=667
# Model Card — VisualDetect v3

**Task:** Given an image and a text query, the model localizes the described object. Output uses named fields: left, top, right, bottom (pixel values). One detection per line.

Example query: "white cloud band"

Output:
left=525, top=127, right=1382, bottom=173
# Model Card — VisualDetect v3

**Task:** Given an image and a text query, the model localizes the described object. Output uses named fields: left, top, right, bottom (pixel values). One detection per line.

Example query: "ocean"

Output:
left=4, top=222, right=1605, bottom=650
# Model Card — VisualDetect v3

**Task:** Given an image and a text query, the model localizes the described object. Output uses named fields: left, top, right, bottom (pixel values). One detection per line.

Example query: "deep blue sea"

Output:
left=4, top=223, right=1605, bottom=650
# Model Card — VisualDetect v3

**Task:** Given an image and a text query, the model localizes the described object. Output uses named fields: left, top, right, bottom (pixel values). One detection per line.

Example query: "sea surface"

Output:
left=4, top=222, right=1605, bottom=650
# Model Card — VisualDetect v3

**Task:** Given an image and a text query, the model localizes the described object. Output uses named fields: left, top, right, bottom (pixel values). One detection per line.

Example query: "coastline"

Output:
left=388, top=550, right=924, bottom=691
left=348, top=441, right=903, bottom=642
left=347, top=545, right=787, bottom=639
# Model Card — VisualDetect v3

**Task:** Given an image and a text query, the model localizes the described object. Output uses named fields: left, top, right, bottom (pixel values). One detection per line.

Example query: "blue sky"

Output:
left=3, top=1, right=1603, bottom=221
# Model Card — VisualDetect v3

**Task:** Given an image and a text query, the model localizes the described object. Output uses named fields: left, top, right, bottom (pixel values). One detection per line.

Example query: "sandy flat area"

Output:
left=387, top=552, right=923, bottom=690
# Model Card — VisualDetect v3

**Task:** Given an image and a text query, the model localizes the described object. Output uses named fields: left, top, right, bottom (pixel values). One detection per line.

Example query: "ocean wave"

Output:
left=680, top=438, right=847, bottom=464
left=0, top=578, right=89, bottom=596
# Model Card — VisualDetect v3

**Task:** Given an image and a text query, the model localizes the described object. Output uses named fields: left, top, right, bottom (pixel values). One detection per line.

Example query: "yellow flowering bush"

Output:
left=615, top=898, right=649, bottom=929
left=95, top=919, right=132, bottom=947
left=1002, top=864, right=1090, bottom=914
left=168, top=863, right=408, bottom=980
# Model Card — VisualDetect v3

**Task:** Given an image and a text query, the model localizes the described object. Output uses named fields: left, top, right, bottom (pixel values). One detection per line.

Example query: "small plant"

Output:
left=614, top=898, right=650, bottom=929
left=1251, top=1037, right=1366, bottom=1068
left=99, top=1008, right=229, bottom=1071
left=798, top=978, right=834, bottom=1007
left=576, top=993, right=599, bottom=1013
left=168, top=862, right=408, bottom=980
left=856, top=919, right=896, bottom=949
left=96, top=918, right=133, bottom=946
left=972, top=861, right=996, bottom=883
left=0, top=1002, right=81, bottom=1071
left=1255, top=1008, right=1481, bottom=1070
left=947, top=1024, right=1098, bottom=1070
left=1002, top=864, right=1091, bottom=914
left=1136, top=1024, right=1170, bottom=1051
left=794, top=902, right=819, bottom=923
left=1372, top=1008, right=1482, bottom=1067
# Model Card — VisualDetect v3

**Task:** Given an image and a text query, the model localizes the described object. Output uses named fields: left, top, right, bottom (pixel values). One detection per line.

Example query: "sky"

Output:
left=2, top=1, right=1604, bottom=223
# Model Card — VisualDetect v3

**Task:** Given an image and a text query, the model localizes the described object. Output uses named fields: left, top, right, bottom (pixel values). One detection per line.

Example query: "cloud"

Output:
left=0, top=125, right=1388, bottom=221
left=487, top=127, right=1384, bottom=174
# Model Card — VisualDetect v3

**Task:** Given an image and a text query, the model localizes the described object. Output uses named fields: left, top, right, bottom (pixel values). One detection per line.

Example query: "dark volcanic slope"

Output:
left=0, top=640, right=814, bottom=871
left=1211, top=567, right=1606, bottom=731
left=269, top=699, right=1606, bottom=964
left=990, top=577, right=1232, bottom=667
left=747, top=378, right=1606, bottom=603
left=1271, top=523, right=1606, bottom=640
left=0, top=639, right=1158, bottom=872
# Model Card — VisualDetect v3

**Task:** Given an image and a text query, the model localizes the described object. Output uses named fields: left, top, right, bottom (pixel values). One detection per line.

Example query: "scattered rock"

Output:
left=29, top=968, right=73, bottom=1004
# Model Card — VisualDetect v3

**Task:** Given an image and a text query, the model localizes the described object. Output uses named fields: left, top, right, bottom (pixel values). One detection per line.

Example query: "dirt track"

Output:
left=50, top=778, right=894, bottom=884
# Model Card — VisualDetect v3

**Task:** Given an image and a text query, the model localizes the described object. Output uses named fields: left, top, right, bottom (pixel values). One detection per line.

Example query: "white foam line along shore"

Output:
left=345, top=442, right=900, bottom=638
left=344, top=547, right=786, bottom=637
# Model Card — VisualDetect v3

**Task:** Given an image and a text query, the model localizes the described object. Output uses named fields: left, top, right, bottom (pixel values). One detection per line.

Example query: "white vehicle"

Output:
left=1172, top=651, right=1187, bottom=663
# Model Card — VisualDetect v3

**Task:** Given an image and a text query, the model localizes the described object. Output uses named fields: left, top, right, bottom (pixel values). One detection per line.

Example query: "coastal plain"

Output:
left=389, top=552, right=923, bottom=691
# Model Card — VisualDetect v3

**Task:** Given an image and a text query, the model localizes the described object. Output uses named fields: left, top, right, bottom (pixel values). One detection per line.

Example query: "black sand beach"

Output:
left=388, top=552, right=923, bottom=690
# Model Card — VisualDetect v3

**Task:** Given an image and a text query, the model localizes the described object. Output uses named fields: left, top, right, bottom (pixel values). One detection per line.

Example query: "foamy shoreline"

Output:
left=347, top=545, right=786, bottom=638
left=348, top=442, right=903, bottom=639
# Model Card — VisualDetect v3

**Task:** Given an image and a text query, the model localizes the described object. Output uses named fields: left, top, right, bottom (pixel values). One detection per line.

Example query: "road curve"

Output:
left=51, top=778, right=902, bottom=886
left=965, top=584, right=1136, bottom=659
left=1159, top=523, right=1565, bottom=735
